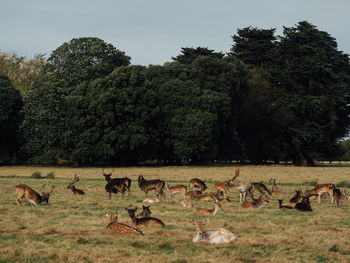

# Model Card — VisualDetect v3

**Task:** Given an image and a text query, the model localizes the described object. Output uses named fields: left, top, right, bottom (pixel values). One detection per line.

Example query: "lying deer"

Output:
left=165, top=183, right=187, bottom=200
left=105, top=211, right=144, bottom=236
left=102, top=169, right=131, bottom=197
left=185, top=190, right=203, bottom=199
left=180, top=199, right=193, bottom=209
left=269, top=178, right=286, bottom=195
left=67, top=174, right=85, bottom=196
left=138, top=176, right=165, bottom=200
left=241, top=194, right=269, bottom=209
left=340, top=189, right=350, bottom=201
left=278, top=199, right=294, bottom=209
left=191, top=219, right=236, bottom=244
left=15, top=184, right=55, bottom=206
left=143, top=197, right=159, bottom=203
left=195, top=200, right=222, bottom=215
left=189, top=178, right=207, bottom=193
left=295, top=196, right=312, bottom=212
left=137, top=205, right=152, bottom=218
left=125, top=207, right=165, bottom=227
left=289, top=189, right=303, bottom=203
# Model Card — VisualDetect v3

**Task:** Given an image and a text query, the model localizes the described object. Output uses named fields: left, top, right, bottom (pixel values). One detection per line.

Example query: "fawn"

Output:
left=105, top=211, right=144, bottom=235
left=191, top=219, right=236, bottom=244
left=125, top=207, right=165, bottom=227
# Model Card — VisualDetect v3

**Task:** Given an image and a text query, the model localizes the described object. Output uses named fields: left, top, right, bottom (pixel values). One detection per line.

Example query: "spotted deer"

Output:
left=165, top=183, right=187, bottom=200
left=67, top=174, right=85, bottom=196
left=307, top=183, right=335, bottom=204
left=125, top=207, right=165, bottom=227
left=195, top=200, right=222, bottom=215
left=105, top=211, right=144, bottom=235
left=241, top=194, right=269, bottom=209
left=269, top=178, right=286, bottom=195
left=191, top=219, right=236, bottom=244
left=15, top=184, right=55, bottom=206
left=189, top=178, right=207, bottom=193
left=138, top=176, right=165, bottom=200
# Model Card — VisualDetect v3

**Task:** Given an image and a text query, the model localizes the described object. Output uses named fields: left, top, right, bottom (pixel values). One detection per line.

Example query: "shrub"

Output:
left=46, top=172, right=55, bottom=179
left=30, top=171, right=43, bottom=179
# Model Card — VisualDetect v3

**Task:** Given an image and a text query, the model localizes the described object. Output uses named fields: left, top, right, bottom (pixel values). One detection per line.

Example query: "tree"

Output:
left=172, top=47, right=224, bottom=64
left=20, top=37, right=130, bottom=164
left=0, top=72, right=22, bottom=163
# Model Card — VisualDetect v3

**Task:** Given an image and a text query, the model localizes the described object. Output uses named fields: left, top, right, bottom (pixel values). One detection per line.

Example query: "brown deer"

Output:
left=195, top=200, right=222, bottom=215
left=137, top=205, right=152, bottom=218
left=125, top=207, right=165, bottom=227
left=165, top=183, right=187, bottom=200
left=332, top=186, right=341, bottom=208
left=138, top=176, right=165, bottom=200
left=191, top=219, right=236, bottom=244
left=229, top=168, right=252, bottom=202
left=185, top=190, right=203, bottom=199
left=340, top=189, right=350, bottom=201
left=67, top=174, right=85, bottom=196
left=15, top=184, right=55, bottom=206
left=214, top=181, right=232, bottom=198
left=307, top=183, right=335, bottom=204
left=102, top=169, right=131, bottom=198
left=180, top=199, right=193, bottom=209
left=295, top=196, right=312, bottom=212
left=251, top=182, right=271, bottom=195
left=189, top=178, right=207, bottom=193
left=241, top=194, right=269, bottom=209
left=278, top=199, right=294, bottom=209
left=197, top=193, right=216, bottom=201
left=143, top=197, right=159, bottom=203
left=105, top=211, right=144, bottom=235
left=269, top=178, right=286, bottom=195
left=289, top=189, right=303, bottom=203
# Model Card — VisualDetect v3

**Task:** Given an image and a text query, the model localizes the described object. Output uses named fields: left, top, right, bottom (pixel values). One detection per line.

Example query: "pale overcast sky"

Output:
left=1, top=0, right=350, bottom=65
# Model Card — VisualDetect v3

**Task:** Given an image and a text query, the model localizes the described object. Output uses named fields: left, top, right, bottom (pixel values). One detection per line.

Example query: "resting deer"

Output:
left=229, top=168, right=252, bottom=202
left=125, top=207, right=165, bottom=227
left=289, top=189, right=303, bottom=203
left=295, top=196, right=312, bottom=212
left=278, top=199, right=294, bottom=209
left=165, top=183, right=187, bottom=200
left=143, top=197, right=159, bottom=203
left=191, top=219, right=236, bottom=244
left=269, top=179, right=286, bottom=195
left=185, top=190, right=203, bottom=199
left=15, top=184, right=55, bottom=206
left=102, top=169, right=131, bottom=198
left=195, top=200, right=222, bottom=215
left=251, top=182, right=271, bottom=195
left=180, top=199, right=193, bottom=209
left=241, top=194, right=269, bottom=209
left=307, top=183, right=335, bottom=204
left=197, top=192, right=217, bottom=201
left=340, top=189, right=350, bottom=201
left=138, top=176, right=165, bottom=200
left=189, top=178, right=207, bottom=193
left=137, top=205, right=152, bottom=218
left=105, top=211, right=144, bottom=235
left=67, top=174, right=85, bottom=196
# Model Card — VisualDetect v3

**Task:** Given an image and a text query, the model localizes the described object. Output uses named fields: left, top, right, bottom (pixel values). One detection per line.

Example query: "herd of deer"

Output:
left=14, top=168, right=349, bottom=244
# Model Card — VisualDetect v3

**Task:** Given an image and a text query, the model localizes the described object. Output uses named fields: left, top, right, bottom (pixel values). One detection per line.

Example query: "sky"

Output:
left=1, top=0, right=350, bottom=66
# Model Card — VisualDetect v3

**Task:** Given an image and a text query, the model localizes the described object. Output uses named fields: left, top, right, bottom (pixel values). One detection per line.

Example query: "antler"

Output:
left=39, top=184, right=46, bottom=192
left=49, top=185, right=55, bottom=193
left=73, top=174, right=80, bottom=183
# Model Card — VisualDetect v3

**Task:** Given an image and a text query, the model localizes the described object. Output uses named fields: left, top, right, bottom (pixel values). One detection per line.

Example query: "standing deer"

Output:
left=138, top=176, right=165, bottom=200
left=105, top=211, right=144, bottom=235
left=307, top=183, right=335, bottom=204
left=67, top=174, right=85, bottom=196
left=125, top=207, right=165, bottom=227
left=269, top=178, right=286, bottom=195
left=102, top=169, right=131, bottom=197
left=189, top=178, right=207, bottom=193
left=15, top=184, right=55, bottom=206
left=332, top=187, right=341, bottom=208
left=191, top=219, right=236, bottom=244
left=228, top=168, right=252, bottom=202
left=165, top=183, right=187, bottom=200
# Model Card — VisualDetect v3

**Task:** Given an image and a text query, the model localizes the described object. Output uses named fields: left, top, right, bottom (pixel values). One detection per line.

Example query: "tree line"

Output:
left=1, top=21, right=350, bottom=166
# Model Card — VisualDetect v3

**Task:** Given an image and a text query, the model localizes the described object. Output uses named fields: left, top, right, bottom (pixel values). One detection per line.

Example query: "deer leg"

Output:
left=317, top=194, right=321, bottom=204
left=16, top=195, right=23, bottom=205
left=108, top=192, right=112, bottom=200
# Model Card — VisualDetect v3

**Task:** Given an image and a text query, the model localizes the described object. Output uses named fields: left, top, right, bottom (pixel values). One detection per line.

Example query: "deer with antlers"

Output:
left=191, top=219, right=236, bottom=244
left=102, top=169, right=131, bottom=198
left=15, top=184, right=55, bottom=206
left=269, top=178, right=286, bottom=195
left=67, top=174, right=85, bottom=196
left=229, top=168, right=252, bottom=202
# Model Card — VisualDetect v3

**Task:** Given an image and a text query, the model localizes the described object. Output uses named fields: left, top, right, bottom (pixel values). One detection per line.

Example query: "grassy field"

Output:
left=0, top=165, right=350, bottom=263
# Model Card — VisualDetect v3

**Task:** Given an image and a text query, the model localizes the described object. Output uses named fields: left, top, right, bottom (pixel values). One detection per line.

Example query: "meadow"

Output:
left=0, top=165, right=350, bottom=263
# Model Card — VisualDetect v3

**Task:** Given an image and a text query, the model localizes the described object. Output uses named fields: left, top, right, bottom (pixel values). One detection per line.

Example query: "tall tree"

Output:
left=0, top=72, right=22, bottom=163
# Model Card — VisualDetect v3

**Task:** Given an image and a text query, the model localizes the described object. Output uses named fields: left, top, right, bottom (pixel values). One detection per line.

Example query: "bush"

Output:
left=30, top=171, right=44, bottom=179
left=336, top=180, right=350, bottom=188
left=46, top=172, right=55, bottom=179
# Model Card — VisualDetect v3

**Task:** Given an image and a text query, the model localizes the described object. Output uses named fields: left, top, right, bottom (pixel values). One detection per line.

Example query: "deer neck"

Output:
left=212, top=204, right=220, bottom=215
left=109, top=214, right=117, bottom=223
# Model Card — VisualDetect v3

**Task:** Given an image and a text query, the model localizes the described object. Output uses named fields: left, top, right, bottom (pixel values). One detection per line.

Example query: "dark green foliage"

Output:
left=46, top=172, right=55, bottom=179
left=30, top=171, right=43, bottom=179
left=0, top=72, right=22, bottom=163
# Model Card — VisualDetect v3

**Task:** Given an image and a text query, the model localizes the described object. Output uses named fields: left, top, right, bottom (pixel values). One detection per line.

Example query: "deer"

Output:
left=15, top=184, right=55, bottom=206
left=306, top=183, right=335, bottom=204
left=269, top=178, right=286, bottom=195
left=191, top=219, right=236, bottom=244
left=331, top=186, right=341, bottom=208
left=185, top=190, right=203, bottom=199
left=214, top=180, right=232, bottom=198
left=295, top=195, right=312, bottom=212
left=137, top=205, right=152, bottom=218
left=165, top=183, right=187, bottom=200
left=189, top=178, right=207, bottom=193
left=251, top=182, right=271, bottom=196
left=340, top=189, right=350, bottom=201
left=67, top=174, right=85, bottom=196
left=241, top=194, right=269, bottom=209
left=228, top=168, right=252, bottom=202
left=125, top=207, right=165, bottom=227
left=278, top=199, right=294, bottom=209
left=289, top=189, right=303, bottom=203
left=105, top=181, right=127, bottom=200
left=138, top=175, right=165, bottom=200
left=180, top=199, right=193, bottom=209
left=143, top=197, right=159, bottom=203
left=195, top=200, right=222, bottom=215
left=102, top=169, right=131, bottom=198
left=197, top=193, right=216, bottom=201
left=105, top=211, right=144, bottom=236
